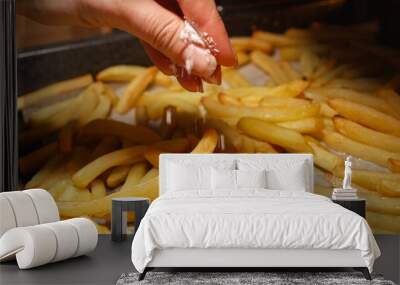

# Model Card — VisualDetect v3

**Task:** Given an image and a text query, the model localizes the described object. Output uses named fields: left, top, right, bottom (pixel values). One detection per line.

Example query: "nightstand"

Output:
left=332, top=199, right=366, bottom=218
left=111, top=197, right=150, bottom=242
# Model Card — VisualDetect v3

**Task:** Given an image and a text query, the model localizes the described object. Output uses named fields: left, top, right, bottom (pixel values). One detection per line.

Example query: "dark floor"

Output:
left=0, top=235, right=399, bottom=285
left=0, top=236, right=133, bottom=285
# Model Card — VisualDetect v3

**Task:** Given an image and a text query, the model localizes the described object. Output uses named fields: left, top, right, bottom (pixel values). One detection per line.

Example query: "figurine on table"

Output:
left=342, top=156, right=352, bottom=190
left=332, top=156, right=358, bottom=200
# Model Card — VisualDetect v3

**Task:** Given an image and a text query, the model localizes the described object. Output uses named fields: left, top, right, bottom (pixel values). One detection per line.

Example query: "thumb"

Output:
left=116, top=0, right=218, bottom=79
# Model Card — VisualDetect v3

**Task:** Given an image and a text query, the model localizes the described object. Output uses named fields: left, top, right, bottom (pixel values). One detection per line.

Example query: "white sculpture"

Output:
left=342, top=156, right=352, bottom=190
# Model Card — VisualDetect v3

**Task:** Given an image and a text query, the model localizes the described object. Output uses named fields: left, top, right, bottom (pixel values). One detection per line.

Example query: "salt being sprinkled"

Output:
left=178, top=20, right=218, bottom=76
left=179, top=21, right=206, bottom=48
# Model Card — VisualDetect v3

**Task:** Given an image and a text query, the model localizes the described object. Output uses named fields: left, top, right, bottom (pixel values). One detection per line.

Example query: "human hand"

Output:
left=18, top=0, right=237, bottom=91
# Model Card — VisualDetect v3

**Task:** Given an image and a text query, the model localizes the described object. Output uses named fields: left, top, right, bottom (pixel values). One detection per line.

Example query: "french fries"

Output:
left=377, top=89, right=400, bottom=118
left=19, top=143, right=58, bottom=177
left=79, top=93, right=111, bottom=126
left=250, top=50, right=289, bottom=84
left=58, top=121, right=76, bottom=153
left=106, top=165, right=130, bottom=188
left=223, top=80, right=309, bottom=99
left=277, top=117, right=323, bottom=134
left=202, top=96, right=319, bottom=123
left=218, top=92, right=241, bottom=106
left=260, top=97, right=313, bottom=108
left=58, top=176, right=158, bottom=217
left=96, top=65, right=171, bottom=86
left=146, top=97, right=198, bottom=120
left=140, top=168, right=159, bottom=183
left=327, top=78, right=382, bottom=92
left=138, top=90, right=204, bottom=107
left=304, top=137, right=343, bottom=172
left=328, top=98, right=400, bottom=137
left=300, top=50, right=320, bottom=78
left=191, top=129, right=219, bottom=154
left=238, top=117, right=310, bottom=153
left=144, top=149, right=161, bottom=168
left=334, top=117, right=400, bottom=153
left=120, top=162, right=148, bottom=193
left=206, top=118, right=276, bottom=153
left=333, top=167, right=400, bottom=192
left=76, top=83, right=101, bottom=126
left=280, top=62, right=301, bottom=81
left=116, top=67, right=157, bottom=114
left=319, top=103, right=338, bottom=117
left=253, top=30, right=305, bottom=47
left=91, top=179, right=106, bottom=199
left=377, top=180, right=400, bottom=197
left=222, top=68, right=251, bottom=88
left=25, top=155, right=64, bottom=188
left=319, top=178, right=400, bottom=216
left=20, top=25, right=400, bottom=234
left=18, top=74, right=93, bottom=110
left=231, top=37, right=272, bottom=53
left=236, top=52, right=250, bottom=66
left=321, top=130, right=400, bottom=167
left=89, top=136, right=120, bottom=161
left=79, top=119, right=161, bottom=144
left=388, top=159, right=400, bottom=173
left=309, top=88, right=396, bottom=116
left=311, top=65, right=347, bottom=88
left=29, top=95, right=82, bottom=126
left=97, top=65, right=146, bottom=81
left=72, top=145, right=147, bottom=188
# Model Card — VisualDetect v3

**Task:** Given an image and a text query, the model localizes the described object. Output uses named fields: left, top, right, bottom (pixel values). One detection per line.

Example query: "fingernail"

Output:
left=204, top=65, right=221, bottom=85
left=176, top=67, right=204, bottom=92
left=197, top=80, right=204, bottom=92
left=233, top=52, right=239, bottom=67
left=182, top=44, right=217, bottom=78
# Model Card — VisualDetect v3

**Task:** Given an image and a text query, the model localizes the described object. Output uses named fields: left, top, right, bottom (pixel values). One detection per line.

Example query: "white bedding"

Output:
left=131, top=190, right=380, bottom=273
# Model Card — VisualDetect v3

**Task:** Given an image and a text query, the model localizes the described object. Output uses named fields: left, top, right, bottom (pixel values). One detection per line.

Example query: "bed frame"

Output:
left=139, top=154, right=371, bottom=281
left=141, top=248, right=370, bottom=280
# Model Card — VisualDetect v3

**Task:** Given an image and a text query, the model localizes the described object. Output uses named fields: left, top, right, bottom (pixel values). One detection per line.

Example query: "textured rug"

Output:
left=116, top=272, right=396, bottom=285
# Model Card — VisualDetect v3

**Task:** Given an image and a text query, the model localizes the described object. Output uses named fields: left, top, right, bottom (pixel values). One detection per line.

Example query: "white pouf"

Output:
left=42, top=221, right=79, bottom=262
left=0, top=225, right=57, bottom=268
left=0, top=192, right=39, bottom=227
left=65, top=218, right=98, bottom=257
left=0, top=218, right=98, bottom=269
left=23, top=189, right=59, bottom=224
left=0, top=196, right=17, bottom=237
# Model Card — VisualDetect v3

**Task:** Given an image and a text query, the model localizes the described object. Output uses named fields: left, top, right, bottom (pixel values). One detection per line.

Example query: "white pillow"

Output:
left=236, top=169, right=267, bottom=189
left=266, top=164, right=307, bottom=191
left=238, top=159, right=308, bottom=191
left=167, top=163, right=211, bottom=191
left=212, top=168, right=237, bottom=190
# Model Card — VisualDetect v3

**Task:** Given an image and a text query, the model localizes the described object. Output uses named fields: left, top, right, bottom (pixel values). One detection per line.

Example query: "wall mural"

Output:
left=18, top=25, right=400, bottom=235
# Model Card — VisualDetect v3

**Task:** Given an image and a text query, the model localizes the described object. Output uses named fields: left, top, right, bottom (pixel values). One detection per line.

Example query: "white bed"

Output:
left=131, top=154, right=380, bottom=280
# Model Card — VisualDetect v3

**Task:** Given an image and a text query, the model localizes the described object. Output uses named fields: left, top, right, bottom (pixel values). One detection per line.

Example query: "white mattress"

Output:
left=131, top=190, right=380, bottom=273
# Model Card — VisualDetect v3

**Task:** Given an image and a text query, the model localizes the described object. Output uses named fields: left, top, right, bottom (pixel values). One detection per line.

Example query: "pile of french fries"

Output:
left=18, top=21, right=400, bottom=234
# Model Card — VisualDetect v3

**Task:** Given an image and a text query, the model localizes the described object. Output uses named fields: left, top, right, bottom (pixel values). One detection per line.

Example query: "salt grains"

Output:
left=179, top=20, right=218, bottom=76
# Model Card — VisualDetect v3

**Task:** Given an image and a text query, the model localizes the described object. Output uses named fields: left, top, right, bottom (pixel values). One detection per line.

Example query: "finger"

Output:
left=142, top=41, right=213, bottom=90
left=117, top=0, right=217, bottom=79
left=177, top=0, right=237, bottom=66
left=141, top=41, right=174, bottom=75
left=175, top=66, right=204, bottom=92
left=203, top=65, right=221, bottom=85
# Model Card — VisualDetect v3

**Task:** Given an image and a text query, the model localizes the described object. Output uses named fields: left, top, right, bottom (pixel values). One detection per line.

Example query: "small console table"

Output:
left=111, top=197, right=150, bottom=242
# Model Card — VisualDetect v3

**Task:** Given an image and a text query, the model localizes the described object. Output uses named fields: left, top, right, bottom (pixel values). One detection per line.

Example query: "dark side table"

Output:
left=111, top=197, right=150, bottom=242
left=332, top=198, right=366, bottom=218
